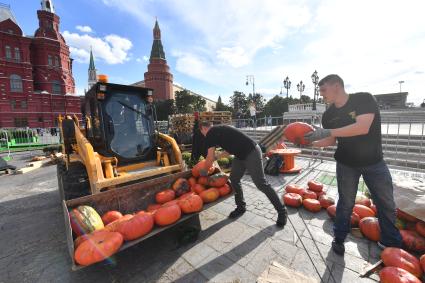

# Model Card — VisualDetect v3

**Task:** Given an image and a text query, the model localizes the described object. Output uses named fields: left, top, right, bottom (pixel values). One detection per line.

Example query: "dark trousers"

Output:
left=230, top=145, right=286, bottom=213
left=334, top=160, right=402, bottom=246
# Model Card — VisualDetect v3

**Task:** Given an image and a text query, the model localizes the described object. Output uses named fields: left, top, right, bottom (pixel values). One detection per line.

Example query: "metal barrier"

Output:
left=0, top=128, right=61, bottom=160
left=233, top=111, right=425, bottom=172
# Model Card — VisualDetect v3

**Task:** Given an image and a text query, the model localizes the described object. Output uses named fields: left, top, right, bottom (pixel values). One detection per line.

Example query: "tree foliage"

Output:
left=174, top=89, right=206, bottom=114
left=264, top=95, right=288, bottom=116
left=229, top=91, right=249, bottom=117
left=154, top=99, right=175, bottom=120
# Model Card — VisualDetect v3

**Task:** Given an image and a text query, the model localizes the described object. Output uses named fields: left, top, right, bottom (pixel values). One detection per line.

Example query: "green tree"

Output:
left=264, top=95, right=288, bottom=116
left=154, top=99, right=175, bottom=120
left=175, top=89, right=194, bottom=113
left=229, top=91, right=249, bottom=117
left=192, top=95, right=206, bottom=112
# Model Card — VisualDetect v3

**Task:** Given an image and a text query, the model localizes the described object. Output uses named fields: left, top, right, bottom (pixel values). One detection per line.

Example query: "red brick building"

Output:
left=0, top=1, right=80, bottom=128
left=143, top=20, right=174, bottom=100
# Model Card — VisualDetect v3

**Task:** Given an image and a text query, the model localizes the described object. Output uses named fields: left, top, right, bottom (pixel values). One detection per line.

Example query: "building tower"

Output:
left=31, top=0, right=75, bottom=95
left=88, top=47, right=97, bottom=90
left=144, top=19, right=173, bottom=100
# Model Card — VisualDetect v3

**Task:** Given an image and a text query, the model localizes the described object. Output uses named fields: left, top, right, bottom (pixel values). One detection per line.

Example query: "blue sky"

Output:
left=8, top=0, right=425, bottom=105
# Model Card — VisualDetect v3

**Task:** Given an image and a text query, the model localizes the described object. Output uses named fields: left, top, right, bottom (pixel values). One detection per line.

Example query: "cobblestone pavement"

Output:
left=0, top=155, right=423, bottom=282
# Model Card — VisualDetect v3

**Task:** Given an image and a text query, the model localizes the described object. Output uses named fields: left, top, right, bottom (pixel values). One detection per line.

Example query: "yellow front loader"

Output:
left=57, top=82, right=183, bottom=200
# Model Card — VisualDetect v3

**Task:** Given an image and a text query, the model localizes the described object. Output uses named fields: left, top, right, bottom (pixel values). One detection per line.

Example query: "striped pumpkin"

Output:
left=69, top=205, right=104, bottom=236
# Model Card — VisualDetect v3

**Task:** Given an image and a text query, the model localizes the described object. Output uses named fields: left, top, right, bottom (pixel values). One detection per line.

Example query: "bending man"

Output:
left=200, top=121, right=287, bottom=227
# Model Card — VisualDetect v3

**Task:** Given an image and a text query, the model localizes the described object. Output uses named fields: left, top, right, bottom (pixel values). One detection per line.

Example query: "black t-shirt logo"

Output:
left=348, top=111, right=356, bottom=120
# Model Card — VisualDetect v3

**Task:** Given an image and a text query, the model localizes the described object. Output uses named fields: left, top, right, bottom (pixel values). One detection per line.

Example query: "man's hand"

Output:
left=304, top=127, right=332, bottom=143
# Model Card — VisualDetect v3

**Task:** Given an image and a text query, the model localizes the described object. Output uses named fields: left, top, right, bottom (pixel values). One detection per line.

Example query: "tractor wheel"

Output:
left=57, top=160, right=90, bottom=200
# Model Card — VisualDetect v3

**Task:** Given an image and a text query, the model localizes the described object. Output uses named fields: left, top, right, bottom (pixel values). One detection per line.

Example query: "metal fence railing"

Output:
left=233, top=111, right=425, bottom=172
left=0, top=128, right=61, bottom=160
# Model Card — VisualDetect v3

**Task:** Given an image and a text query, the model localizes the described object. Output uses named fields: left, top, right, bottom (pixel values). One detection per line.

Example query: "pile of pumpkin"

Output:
left=69, top=160, right=231, bottom=267
left=282, top=180, right=425, bottom=282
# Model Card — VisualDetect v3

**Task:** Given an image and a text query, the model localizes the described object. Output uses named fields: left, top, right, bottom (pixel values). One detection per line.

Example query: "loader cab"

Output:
left=84, top=83, right=156, bottom=164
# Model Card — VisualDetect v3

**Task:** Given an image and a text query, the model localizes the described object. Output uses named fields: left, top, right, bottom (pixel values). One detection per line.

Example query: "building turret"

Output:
left=88, top=48, right=97, bottom=90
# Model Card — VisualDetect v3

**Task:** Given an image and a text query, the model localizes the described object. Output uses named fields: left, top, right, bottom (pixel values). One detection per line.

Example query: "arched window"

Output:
left=10, top=74, right=23, bottom=92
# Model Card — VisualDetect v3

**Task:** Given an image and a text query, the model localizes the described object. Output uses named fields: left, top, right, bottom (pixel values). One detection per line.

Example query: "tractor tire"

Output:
left=57, top=160, right=90, bottom=201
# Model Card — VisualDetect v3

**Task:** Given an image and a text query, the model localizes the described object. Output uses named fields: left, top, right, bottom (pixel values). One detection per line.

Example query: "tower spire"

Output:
left=88, top=47, right=97, bottom=90
left=150, top=18, right=165, bottom=60
left=40, top=0, right=55, bottom=13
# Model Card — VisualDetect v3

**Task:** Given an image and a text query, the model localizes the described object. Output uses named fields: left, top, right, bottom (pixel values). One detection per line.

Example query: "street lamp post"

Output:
left=398, top=80, right=405, bottom=93
left=296, top=80, right=305, bottom=101
left=246, top=75, right=255, bottom=96
left=311, top=70, right=319, bottom=111
left=283, top=76, right=291, bottom=99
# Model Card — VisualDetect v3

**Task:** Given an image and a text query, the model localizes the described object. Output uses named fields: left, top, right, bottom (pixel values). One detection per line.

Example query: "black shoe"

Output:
left=276, top=211, right=287, bottom=227
left=229, top=207, right=246, bottom=219
left=332, top=239, right=345, bottom=255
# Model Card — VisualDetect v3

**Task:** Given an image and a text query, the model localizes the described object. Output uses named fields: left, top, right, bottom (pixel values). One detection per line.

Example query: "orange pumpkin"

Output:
left=351, top=212, right=360, bottom=227
left=207, top=173, right=228, bottom=187
left=327, top=204, right=336, bottom=219
left=178, top=191, right=196, bottom=200
left=74, top=231, right=123, bottom=266
left=188, top=177, right=197, bottom=190
left=302, top=190, right=317, bottom=200
left=199, top=188, right=220, bottom=203
left=415, top=221, right=425, bottom=237
left=155, top=189, right=175, bottom=204
left=420, top=255, right=425, bottom=276
left=379, top=266, right=421, bottom=283
left=197, top=176, right=208, bottom=186
left=101, top=210, right=123, bottom=225
left=104, top=214, right=134, bottom=232
left=316, top=191, right=326, bottom=198
left=283, top=193, right=303, bottom=208
left=178, top=194, right=203, bottom=213
left=172, top=178, right=190, bottom=197
left=370, top=204, right=377, bottom=215
left=154, top=204, right=182, bottom=226
left=359, top=217, right=381, bottom=242
left=74, top=230, right=104, bottom=249
left=302, top=199, right=321, bottom=213
left=285, top=183, right=304, bottom=195
left=217, top=184, right=231, bottom=197
left=400, top=230, right=425, bottom=253
left=307, top=180, right=323, bottom=192
left=283, top=122, right=314, bottom=145
left=318, top=195, right=334, bottom=209
left=353, top=204, right=375, bottom=219
left=162, top=199, right=180, bottom=207
left=192, top=184, right=206, bottom=194
left=355, top=195, right=372, bottom=207
left=381, top=247, right=423, bottom=278
left=115, top=212, right=154, bottom=241
left=397, top=209, right=418, bottom=223
left=147, top=203, right=161, bottom=213
left=192, top=160, right=215, bottom=177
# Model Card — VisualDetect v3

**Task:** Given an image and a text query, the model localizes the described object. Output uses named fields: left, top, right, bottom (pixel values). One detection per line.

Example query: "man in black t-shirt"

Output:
left=303, top=74, right=402, bottom=255
left=199, top=121, right=287, bottom=227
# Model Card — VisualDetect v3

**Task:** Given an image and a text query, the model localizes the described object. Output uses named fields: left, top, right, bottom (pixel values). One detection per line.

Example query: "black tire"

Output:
left=57, top=160, right=90, bottom=200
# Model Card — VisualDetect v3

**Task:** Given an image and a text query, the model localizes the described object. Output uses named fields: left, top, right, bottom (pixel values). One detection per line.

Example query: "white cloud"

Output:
left=63, top=31, right=132, bottom=64
left=75, top=25, right=93, bottom=33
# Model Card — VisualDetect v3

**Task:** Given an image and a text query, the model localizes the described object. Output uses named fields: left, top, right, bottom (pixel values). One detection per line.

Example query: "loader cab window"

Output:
left=104, top=92, right=153, bottom=159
